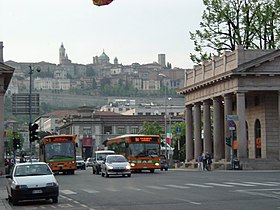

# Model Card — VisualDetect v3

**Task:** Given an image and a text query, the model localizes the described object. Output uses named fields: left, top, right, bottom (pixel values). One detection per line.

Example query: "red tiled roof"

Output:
left=45, top=110, right=79, bottom=117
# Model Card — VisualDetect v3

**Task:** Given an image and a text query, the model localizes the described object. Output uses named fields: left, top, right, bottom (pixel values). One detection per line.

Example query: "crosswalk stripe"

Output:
left=265, top=182, right=280, bottom=185
left=224, top=182, right=256, bottom=187
left=60, top=189, right=77, bottom=195
left=204, top=183, right=234, bottom=187
left=184, top=183, right=213, bottom=188
left=82, top=189, right=100, bottom=193
left=165, top=184, right=190, bottom=189
left=146, top=186, right=169, bottom=190
left=243, top=182, right=277, bottom=186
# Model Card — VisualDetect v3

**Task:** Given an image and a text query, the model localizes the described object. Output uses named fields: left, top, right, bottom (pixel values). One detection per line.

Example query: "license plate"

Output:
left=32, top=190, right=43, bottom=194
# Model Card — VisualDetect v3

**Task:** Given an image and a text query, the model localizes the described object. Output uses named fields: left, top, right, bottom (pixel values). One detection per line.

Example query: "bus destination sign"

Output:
left=131, top=136, right=158, bottom=143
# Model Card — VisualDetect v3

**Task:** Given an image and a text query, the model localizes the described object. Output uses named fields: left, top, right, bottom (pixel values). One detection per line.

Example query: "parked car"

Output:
left=160, top=155, right=168, bottom=171
left=6, top=162, right=59, bottom=205
left=85, top=158, right=93, bottom=167
left=76, top=156, right=86, bottom=170
left=101, top=154, right=131, bottom=178
left=92, top=150, right=115, bottom=175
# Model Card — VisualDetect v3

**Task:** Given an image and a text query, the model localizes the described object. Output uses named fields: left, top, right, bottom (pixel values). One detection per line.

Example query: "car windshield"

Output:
left=97, top=153, right=114, bottom=161
left=107, top=156, right=127, bottom=163
left=14, top=164, right=52, bottom=177
left=76, top=156, right=83, bottom=161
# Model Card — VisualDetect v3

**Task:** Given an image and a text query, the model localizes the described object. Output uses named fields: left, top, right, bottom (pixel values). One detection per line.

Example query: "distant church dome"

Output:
left=98, top=51, right=110, bottom=64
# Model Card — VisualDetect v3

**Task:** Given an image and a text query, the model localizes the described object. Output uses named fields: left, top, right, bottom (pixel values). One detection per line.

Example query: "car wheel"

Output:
left=127, top=174, right=131, bottom=177
left=52, top=196, right=58, bottom=203
left=165, top=168, right=168, bottom=171
left=160, top=168, right=163, bottom=171
left=150, top=169, right=155, bottom=173
left=12, top=197, right=18, bottom=206
left=105, top=170, right=109, bottom=178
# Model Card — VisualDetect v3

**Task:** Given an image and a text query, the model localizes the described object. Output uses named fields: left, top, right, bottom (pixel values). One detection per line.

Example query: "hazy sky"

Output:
left=0, top=0, right=205, bottom=69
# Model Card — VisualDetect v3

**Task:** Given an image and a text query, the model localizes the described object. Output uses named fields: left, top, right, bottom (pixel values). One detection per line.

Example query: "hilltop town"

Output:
left=5, top=43, right=186, bottom=108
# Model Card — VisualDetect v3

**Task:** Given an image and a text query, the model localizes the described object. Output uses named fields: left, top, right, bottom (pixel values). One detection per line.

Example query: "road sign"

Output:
left=229, top=120, right=236, bottom=130
left=226, top=115, right=239, bottom=121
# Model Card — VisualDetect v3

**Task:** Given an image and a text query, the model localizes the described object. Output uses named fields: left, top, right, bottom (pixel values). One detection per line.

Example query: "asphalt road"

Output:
left=2, top=168, right=280, bottom=210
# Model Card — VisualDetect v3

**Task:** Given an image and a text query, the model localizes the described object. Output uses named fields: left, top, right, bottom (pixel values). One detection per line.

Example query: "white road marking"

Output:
left=204, top=183, right=234, bottom=187
left=60, top=189, right=77, bottom=194
left=243, top=182, right=277, bottom=186
left=184, top=183, right=213, bottom=188
left=82, top=189, right=100, bottom=193
left=146, top=185, right=169, bottom=190
left=165, top=184, right=190, bottom=189
left=224, top=182, right=256, bottom=187
left=175, top=198, right=201, bottom=205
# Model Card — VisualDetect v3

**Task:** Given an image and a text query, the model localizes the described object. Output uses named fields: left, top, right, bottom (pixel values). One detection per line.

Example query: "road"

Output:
left=2, top=168, right=280, bottom=210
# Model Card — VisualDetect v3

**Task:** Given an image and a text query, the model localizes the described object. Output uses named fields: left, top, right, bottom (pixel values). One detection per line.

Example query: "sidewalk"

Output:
left=0, top=176, right=12, bottom=210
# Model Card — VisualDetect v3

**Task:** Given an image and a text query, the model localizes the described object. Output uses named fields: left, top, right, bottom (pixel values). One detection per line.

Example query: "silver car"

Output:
left=6, top=162, right=59, bottom=205
left=101, top=155, right=131, bottom=178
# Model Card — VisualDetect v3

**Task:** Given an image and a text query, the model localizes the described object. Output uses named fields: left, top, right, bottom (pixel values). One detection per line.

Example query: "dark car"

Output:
left=160, top=155, right=168, bottom=171
left=92, top=150, right=115, bottom=175
left=6, top=162, right=59, bottom=205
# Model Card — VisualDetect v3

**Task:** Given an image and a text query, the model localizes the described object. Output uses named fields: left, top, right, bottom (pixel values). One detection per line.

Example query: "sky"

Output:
left=0, top=0, right=205, bottom=69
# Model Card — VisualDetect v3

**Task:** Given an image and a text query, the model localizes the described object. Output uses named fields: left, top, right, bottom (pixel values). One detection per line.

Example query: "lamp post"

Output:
left=28, top=65, right=40, bottom=160
left=159, top=73, right=168, bottom=159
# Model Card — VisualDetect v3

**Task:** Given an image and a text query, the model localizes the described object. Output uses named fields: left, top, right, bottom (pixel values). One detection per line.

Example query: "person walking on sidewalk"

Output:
left=197, top=153, right=203, bottom=171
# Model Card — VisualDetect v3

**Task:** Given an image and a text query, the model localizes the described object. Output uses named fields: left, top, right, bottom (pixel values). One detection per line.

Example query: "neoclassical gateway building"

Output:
left=178, top=46, right=280, bottom=169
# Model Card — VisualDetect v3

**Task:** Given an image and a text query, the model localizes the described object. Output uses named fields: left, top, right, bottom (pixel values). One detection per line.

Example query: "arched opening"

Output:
left=255, top=119, right=262, bottom=158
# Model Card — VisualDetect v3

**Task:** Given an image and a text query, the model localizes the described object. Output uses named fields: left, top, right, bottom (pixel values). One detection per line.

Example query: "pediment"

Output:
left=234, top=49, right=280, bottom=74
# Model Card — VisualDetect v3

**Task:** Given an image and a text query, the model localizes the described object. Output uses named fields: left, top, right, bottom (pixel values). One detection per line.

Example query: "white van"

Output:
left=92, top=150, right=115, bottom=174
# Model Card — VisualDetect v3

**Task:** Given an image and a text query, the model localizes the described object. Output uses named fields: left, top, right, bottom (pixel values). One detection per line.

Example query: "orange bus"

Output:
left=106, top=134, right=161, bottom=173
left=39, top=135, right=77, bottom=174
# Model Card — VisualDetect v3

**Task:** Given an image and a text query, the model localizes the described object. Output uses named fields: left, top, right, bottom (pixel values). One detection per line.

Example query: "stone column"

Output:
left=224, top=94, right=232, bottom=161
left=213, top=97, right=223, bottom=161
left=185, top=105, right=194, bottom=161
left=0, top=86, right=4, bottom=174
left=203, top=100, right=212, bottom=155
left=194, top=103, right=202, bottom=160
left=236, top=91, right=247, bottom=159
left=279, top=91, right=280, bottom=160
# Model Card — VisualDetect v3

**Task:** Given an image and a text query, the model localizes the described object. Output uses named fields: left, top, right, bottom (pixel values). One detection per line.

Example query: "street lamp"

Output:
left=28, top=65, right=40, bottom=160
left=159, top=73, right=168, bottom=159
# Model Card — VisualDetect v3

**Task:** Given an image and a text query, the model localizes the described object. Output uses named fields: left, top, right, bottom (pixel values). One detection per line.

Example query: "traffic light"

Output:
left=29, top=123, right=39, bottom=142
left=13, top=138, right=20, bottom=150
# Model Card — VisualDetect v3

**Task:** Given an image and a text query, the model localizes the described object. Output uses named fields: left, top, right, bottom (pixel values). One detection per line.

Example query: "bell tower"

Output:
left=59, top=43, right=66, bottom=64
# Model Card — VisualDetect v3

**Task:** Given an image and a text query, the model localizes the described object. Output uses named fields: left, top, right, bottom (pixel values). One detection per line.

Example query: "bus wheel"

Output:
left=150, top=169, right=155, bottom=173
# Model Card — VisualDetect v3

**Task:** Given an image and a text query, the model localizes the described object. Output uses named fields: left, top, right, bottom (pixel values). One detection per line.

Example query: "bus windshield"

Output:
left=45, top=142, right=75, bottom=160
left=129, top=143, right=160, bottom=158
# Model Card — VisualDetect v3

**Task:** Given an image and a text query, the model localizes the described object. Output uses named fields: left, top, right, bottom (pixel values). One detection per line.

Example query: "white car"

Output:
left=101, top=155, right=131, bottom=178
left=6, top=162, right=59, bottom=205
left=76, top=156, right=86, bottom=170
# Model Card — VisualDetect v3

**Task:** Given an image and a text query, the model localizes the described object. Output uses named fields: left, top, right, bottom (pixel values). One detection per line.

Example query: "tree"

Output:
left=190, top=0, right=280, bottom=64
left=138, top=121, right=164, bottom=136
left=171, top=122, right=186, bottom=161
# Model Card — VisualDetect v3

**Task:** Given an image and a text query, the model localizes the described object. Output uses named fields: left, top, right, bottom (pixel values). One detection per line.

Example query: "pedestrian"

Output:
left=205, top=152, right=212, bottom=171
left=20, top=154, right=26, bottom=163
left=202, top=152, right=207, bottom=171
left=197, top=153, right=203, bottom=171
